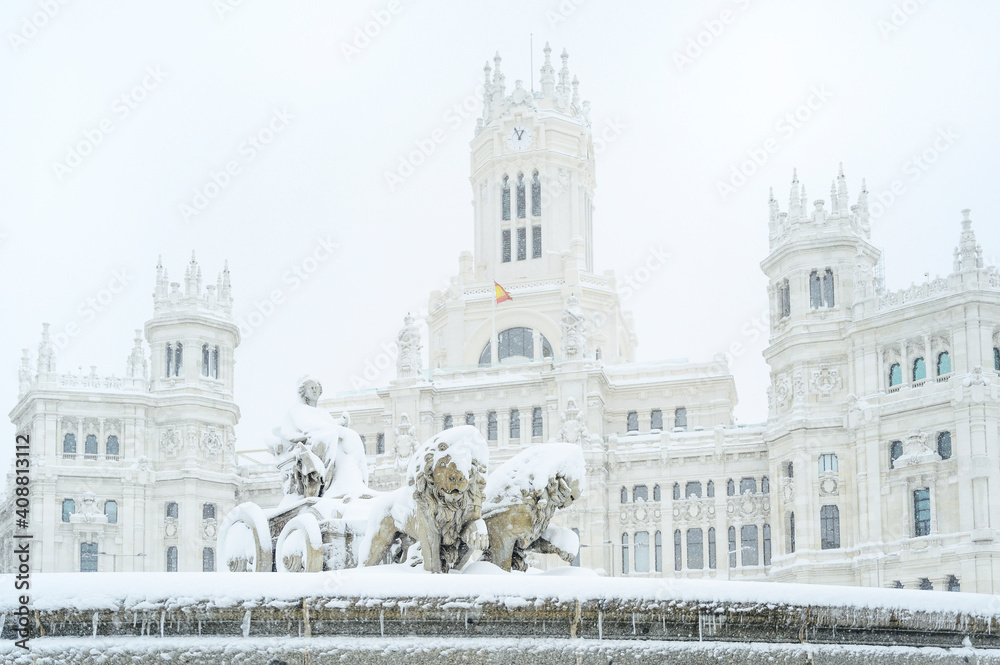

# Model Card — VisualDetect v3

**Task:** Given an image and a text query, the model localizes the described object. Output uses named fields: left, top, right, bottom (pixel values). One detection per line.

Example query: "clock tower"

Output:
left=470, top=45, right=596, bottom=283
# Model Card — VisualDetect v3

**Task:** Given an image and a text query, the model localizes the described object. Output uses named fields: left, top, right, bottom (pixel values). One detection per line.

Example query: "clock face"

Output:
left=507, top=125, right=534, bottom=152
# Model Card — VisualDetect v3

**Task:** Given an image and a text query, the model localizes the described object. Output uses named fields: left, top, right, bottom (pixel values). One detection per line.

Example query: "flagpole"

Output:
left=491, top=278, right=497, bottom=367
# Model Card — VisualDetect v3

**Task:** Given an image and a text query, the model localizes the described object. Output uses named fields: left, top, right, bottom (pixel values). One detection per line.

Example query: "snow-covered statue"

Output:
left=396, top=313, right=422, bottom=378
left=560, top=294, right=588, bottom=360
left=271, top=376, right=369, bottom=499
left=555, top=397, right=591, bottom=445
left=481, top=443, right=584, bottom=571
left=393, top=412, right=417, bottom=472
left=362, top=426, right=489, bottom=573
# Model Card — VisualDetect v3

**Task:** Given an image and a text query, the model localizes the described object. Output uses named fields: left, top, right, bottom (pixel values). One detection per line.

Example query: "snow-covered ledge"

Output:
left=2, top=570, right=1000, bottom=663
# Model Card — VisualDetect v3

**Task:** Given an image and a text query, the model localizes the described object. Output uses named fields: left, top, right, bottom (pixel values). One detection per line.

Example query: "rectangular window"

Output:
left=81, top=542, right=98, bottom=572
left=820, top=505, right=840, bottom=549
left=626, top=411, right=638, bottom=432
left=532, top=407, right=543, bottom=437
left=105, top=500, right=118, bottom=524
left=674, top=407, right=687, bottom=429
left=517, top=179, right=526, bottom=219
left=509, top=409, right=520, bottom=439
left=789, top=512, right=796, bottom=553
left=937, top=432, right=952, bottom=460
left=377, top=433, right=385, bottom=455
left=763, top=524, right=772, bottom=566
left=823, top=268, right=835, bottom=307
left=531, top=226, right=542, bottom=258
left=166, top=502, right=178, bottom=519
left=203, top=547, right=215, bottom=572
left=62, top=499, right=75, bottom=523
left=686, top=528, right=704, bottom=570
left=502, top=230, right=511, bottom=263
left=502, top=181, right=511, bottom=221
left=443, top=415, right=453, bottom=430
left=809, top=271, right=822, bottom=309
left=531, top=175, right=541, bottom=217
left=634, top=531, right=650, bottom=573
left=728, top=527, right=737, bottom=568
left=487, top=411, right=497, bottom=441
left=202, top=503, right=216, bottom=520
left=673, top=530, right=682, bottom=572
left=741, top=525, right=759, bottom=566
left=708, top=528, right=717, bottom=569
left=654, top=531, right=662, bottom=573
left=465, top=412, right=475, bottom=426
left=914, top=489, right=931, bottom=536
left=621, top=534, right=629, bottom=575
left=650, top=409, right=663, bottom=430
left=818, top=453, right=839, bottom=473
left=166, top=546, right=178, bottom=572
left=781, top=280, right=791, bottom=318
left=516, top=227, right=526, bottom=261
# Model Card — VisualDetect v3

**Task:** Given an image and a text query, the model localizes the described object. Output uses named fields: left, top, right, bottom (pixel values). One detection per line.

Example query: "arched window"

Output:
left=741, top=525, right=759, bottom=566
left=673, top=530, right=682, bottom=572
left=672, top=483, right=680, bottom=500
left=203, top=547, right=215, bottom=572
left=654, top=531, right=662, bottom=572
left=761, top=476, right=770, bottom=494
left=626, top=411, right=638, bottom=432
left=202, top=503, right=216, bottom=520
left=633, top=485, right=648, bottom=502
left=516, top=173, right=526, bottom=219
left=947, top=575, right=960, bottom=592
left=726, top=479, right=735, bottom=496
left=81, top=542, right=98, bottom=572
left=685, top=481, right=702, bottom=498
left=686, top=528, right=703, bottom=570
left=620, top=487, right=628, bottom=504
left=739, top=477, right=756, bottom=494
left=166, top=343, right=173, bottom=377
left=501, top=175, right=510, bottom=221
left=809, top=270, right=822, bottom=309
left=818, top=453, right=838, bottom=473
left=889, top=363, right=902, bottom=387
left=621, top=533, right=629, bottom=575
left=166, top=502, right=179, bottom=519
left=937, top=351, right=951, bottom=376
left=202, top=344, right=210, bottom=377
left=707, top=528, right=717, bottom=569
left=532, top=407, right=543, bottom=437
left=634, top=531, right=650, bottom=573
left=763, top=524, right=772, bottom=566
left=890, top=441, right=903, bottom=468
left=104, top=500, right=118, bottom=524
left=85, top=434, right=98, bottom=456
left=166, top=546, right=178, bottom=572
left=912, top=357, right=927, bottom=382
left=62, top=499, right=75, bottom=522
left=822, top=268, right=835, bottom=307
left=509, top=409, right=520, bottom=439
left=174, top=343, right=183, bottom=377
left=106, top=435, right=120, bottom=458
left=727, top=526, right=737, bottom=568
left=820, top=505, right=840, bottom=549
left=531, top=171, right=541, bottom=217
left=541, top=336, right=553, bottom=358
left=443, top=414, right=453, bottom=430
left=674, top=407, right=688, bottom=429
left=487, top=411, right=497, bottom=441
left=706, top=480, right=715, bottom=498
left=653, top=484, right=661, bottom=501
left=937, top=431, right=952, bottom=459
left=63, top=432, right=77, bottom=455
left=377, top=433, right=385, bottom=455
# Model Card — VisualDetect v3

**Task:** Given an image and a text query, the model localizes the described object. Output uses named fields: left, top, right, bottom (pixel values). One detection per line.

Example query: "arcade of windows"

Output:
left=62, top=432, right=121, bottom=460
left=888, top=350, right=953, bottom=389
left=442, top=405, right=546, bottom=441
left=479, top=326, right=554, bottom=366
left=500, top=171, right=543, bottom=263
left=61, top=498, right=118, bottom=524
left=626, top=407, right=687, bottom=433
left=164, top=341, right=222, bottom=378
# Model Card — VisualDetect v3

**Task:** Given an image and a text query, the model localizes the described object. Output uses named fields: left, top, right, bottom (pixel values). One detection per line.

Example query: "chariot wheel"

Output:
left=275, top=513, right=325, bottom=573
left=217, top=502, right=273, bottom=572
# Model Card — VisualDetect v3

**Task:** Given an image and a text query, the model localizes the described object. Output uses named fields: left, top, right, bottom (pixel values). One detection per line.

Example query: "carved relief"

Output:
left=893, top=429, right=940, bottom=467
left=202, top=518, right=218, bottom=540
left=810, top=365, right=842, bottom=397
left=781, top=478, right=795, bottom=504
left=160, top=428, right=182, bottom=456
left=818, top=473, right=839, bottom=497
left=200, top=427, right=223, bottom=456
left=670, top=497, right=715, bottom=524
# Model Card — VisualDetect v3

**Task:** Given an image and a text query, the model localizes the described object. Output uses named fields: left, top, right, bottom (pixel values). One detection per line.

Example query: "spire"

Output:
left=559, top=47, right=570, bottom=92
left=788, top=169, right=801, bottom=219
left=539, top=42, right=555, bottom=96
left=221, top=259, right=232, bottom=302
left=830, top=180, right=838, bottom=217
left=957, top=208, right=981, bottom=272
left=126, top=329, right=147, bottom=379
left=481, top=60, right=494, bottom=123
left=856, top=178, right=870, bottom=235
left=492, top=51, right=505, bottom=100
left=837, top=162, right=849, bottom=212
left=571, top=75, right=580, bottom=110
left=800, top=182, right=808, bottom=219
left=37, top=323, right=54, bottom=374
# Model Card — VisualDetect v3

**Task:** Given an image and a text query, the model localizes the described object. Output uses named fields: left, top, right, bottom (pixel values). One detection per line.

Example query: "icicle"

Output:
left=241, top=609, right=251, bottom=638
left=598, top=609, right=603, bottom=640
left=92, top=612, right=99, bottom=638
left=380, top=609, right=385, bottom=637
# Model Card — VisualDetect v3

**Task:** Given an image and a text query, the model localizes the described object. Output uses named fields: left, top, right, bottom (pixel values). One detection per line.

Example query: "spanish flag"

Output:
left=494, top=281, right=512, bottom=304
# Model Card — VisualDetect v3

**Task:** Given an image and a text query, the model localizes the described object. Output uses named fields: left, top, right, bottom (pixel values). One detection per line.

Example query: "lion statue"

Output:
left=361, top=425, right=489, bottom=573
left=481, top=443, right=585, bottom=572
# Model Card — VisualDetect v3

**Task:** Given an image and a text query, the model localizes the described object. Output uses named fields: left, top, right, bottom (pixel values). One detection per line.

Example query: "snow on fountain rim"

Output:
left=3, top=570, right=999, bottom=617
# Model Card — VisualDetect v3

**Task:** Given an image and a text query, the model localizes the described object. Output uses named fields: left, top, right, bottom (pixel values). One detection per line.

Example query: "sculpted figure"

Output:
left=481, top=443, right=584, bottom=571
left=273, top=376, right=369, bottom=498
left=362, top=425, right=489, bottom=573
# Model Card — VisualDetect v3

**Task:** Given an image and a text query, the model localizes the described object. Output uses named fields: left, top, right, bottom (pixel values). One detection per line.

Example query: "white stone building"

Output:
left=1, top=255, right=280, bottom=574
left=4, top=46, right=999, bottom=594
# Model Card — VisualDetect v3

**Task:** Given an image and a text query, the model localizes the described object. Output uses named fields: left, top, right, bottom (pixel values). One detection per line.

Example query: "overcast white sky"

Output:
left=2, top=1, right=999, bottom=474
